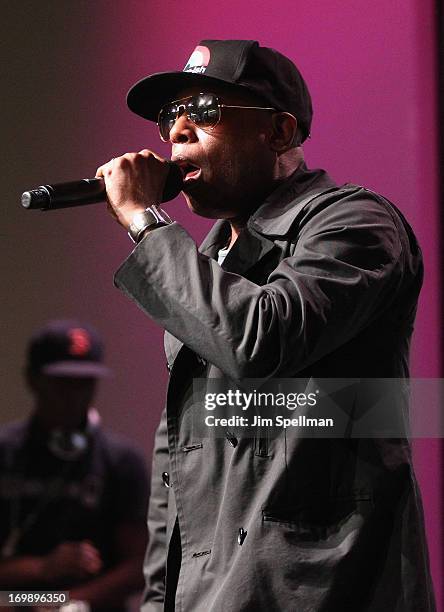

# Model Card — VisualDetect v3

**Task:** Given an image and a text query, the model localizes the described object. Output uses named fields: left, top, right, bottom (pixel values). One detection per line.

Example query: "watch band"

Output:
left=128, top=206, right=173, bottom=244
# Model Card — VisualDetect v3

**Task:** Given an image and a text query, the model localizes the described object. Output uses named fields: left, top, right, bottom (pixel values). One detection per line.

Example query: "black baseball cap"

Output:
left=127, top=39, right=313, bottom=142
left=27, top=320, right=110, bottom=378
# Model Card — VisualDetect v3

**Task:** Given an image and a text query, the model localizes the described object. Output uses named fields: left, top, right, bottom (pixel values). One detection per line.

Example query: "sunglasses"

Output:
left=157, top=92, right=277, bottom=142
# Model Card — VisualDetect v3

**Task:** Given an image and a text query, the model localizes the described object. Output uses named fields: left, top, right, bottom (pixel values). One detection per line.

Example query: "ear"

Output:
left=268, top=112, right=298, bottom=153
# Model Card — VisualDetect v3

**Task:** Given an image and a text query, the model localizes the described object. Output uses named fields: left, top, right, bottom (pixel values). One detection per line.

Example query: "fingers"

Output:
left=43, top=541, right=103, bottom=581
left=79, top=541, right=103, bottom=573
left=139, top=148, right=165, bottom=162
left=95, top=157, right=115, bottom=179
left=95, top=150, right=165, bottom=177
left=95, top=149, right=169, bottom=230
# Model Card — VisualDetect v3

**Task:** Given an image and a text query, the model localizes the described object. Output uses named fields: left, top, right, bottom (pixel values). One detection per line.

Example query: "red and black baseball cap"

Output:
left=27, top=320, right=110, bottom=378
left=127, top=39, right=313, bottom=142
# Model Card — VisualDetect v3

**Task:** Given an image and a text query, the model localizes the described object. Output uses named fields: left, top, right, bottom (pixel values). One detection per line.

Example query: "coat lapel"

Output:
left=165, top=164, right=338, bottom=368
left=220, top=228, right=276, bottom=276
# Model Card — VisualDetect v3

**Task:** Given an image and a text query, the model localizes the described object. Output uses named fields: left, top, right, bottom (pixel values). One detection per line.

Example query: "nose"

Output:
left=169, top=112, right=198, bottom=144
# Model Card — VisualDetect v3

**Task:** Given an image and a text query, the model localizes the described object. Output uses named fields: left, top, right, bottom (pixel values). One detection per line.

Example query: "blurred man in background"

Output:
left=0, top=320, right=149, bottom=612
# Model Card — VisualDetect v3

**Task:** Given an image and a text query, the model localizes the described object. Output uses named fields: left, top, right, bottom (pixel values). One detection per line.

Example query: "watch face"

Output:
left=128, top=209, right=157, bottom=243
left=132, top=211, right=150, bottom=231
left=128, top=207, right=170, bottom=243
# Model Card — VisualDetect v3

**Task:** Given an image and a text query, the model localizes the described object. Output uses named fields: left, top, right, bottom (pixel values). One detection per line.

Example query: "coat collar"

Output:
left=249, top=162, right=337, bottom=236
left=200, top=163, right=337, bottom=253
left=199, top=163, right=337, bottom=270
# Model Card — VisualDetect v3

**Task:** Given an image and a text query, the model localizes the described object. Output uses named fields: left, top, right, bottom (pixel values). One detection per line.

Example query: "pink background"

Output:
left=2, top=0, right=441, bottom=605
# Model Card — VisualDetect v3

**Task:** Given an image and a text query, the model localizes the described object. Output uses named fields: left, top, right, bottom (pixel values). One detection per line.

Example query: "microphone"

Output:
left=21, top=161, right=183, bottom=211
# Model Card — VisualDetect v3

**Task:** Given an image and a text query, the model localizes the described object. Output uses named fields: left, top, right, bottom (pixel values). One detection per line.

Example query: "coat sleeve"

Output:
left=114, top=192, right=410, bottom=382
left=140, top=409, right=169, bottom=612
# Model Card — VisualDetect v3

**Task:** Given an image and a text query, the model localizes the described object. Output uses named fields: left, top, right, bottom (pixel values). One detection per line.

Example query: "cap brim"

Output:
left=41, top=361, right=110, bottom=378
left=127, top=71, right=239, bottom=122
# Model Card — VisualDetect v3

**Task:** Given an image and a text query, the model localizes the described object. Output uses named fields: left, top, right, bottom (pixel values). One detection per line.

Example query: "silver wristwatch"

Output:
left=128, top=206, right=173, bottom=244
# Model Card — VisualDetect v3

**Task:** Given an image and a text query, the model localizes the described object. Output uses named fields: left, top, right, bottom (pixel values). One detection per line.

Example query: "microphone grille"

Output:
left=21, top=188, right=50, bottom=209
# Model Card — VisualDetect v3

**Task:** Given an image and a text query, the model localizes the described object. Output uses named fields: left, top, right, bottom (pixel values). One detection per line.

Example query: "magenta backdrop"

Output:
left=2, top=0, right=441, bottom=606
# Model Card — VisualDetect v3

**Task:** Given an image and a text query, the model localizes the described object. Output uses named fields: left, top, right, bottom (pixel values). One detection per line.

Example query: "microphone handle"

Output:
left=22, top=178, right=106, bottom=210
left=21, top=161, right=183, bottom=211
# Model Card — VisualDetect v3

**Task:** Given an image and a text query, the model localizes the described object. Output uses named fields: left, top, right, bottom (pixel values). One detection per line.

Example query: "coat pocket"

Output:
left=262, top=493, right=373, bottom=541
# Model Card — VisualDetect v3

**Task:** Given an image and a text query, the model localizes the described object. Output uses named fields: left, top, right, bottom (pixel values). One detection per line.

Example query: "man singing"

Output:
left=97, top=40, right=435, bottom=611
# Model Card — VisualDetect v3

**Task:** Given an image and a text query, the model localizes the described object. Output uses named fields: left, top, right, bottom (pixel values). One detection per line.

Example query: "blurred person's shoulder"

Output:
left=93, top=426, right=147, bottom=466
left=0, top=419, right=29, bottom=449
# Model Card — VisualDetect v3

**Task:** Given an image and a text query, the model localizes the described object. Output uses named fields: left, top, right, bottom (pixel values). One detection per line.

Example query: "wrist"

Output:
left=128, top=205, right=173, bottom=244
left=118, top=204, right=148, bottom=231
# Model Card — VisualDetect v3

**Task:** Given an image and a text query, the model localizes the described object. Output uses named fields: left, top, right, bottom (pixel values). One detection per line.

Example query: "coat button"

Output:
left=162, top=471, right=170, bottom=488
left=237, top=528, right=247, bottom=546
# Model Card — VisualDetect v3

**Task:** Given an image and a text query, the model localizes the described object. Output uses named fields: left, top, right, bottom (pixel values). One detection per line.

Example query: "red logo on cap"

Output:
left=184, top=45, right=211, bottom=74
left=68, top=328, right=91, bottom=356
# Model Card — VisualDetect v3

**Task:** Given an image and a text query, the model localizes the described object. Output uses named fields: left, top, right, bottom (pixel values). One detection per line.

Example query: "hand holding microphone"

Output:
left=95, top=149, right=175, bottom=230
left=22, top=151, right=183, bottom=227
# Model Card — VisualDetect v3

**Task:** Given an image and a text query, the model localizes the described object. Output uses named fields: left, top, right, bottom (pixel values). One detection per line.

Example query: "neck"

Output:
left=228, top=150, right=304, bottom=247
left=228, top=217, right=247, bottom=248
left=33, top=404, right=87, bottom=432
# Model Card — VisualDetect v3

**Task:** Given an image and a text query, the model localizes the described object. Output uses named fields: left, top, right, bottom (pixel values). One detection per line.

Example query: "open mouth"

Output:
left=177, top=162, right=202, bottom=182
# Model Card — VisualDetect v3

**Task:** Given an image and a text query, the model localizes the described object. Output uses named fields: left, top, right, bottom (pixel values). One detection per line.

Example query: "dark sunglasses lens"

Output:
left=159, top=103, right=179, bottom=141
left=159, top=94, right=220, bottom=140
left=188, top=94, right=220, bottom=126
